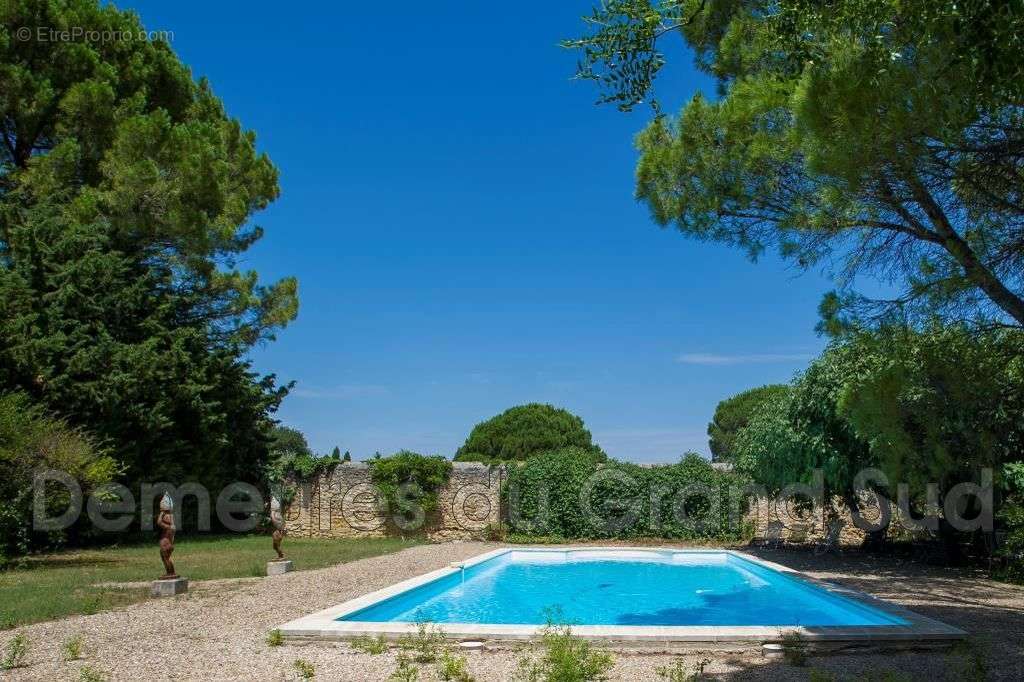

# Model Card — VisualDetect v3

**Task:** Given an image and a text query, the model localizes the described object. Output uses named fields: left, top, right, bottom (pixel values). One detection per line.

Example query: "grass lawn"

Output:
left=0, top=534, right=420, bottom=629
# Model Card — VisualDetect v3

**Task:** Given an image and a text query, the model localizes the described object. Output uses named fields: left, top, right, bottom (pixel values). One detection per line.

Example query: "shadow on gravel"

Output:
left=710, top=547, right=1024, bottom=681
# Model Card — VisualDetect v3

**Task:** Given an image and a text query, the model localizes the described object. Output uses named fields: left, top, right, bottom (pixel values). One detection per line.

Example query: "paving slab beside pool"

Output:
left=1, top=542, right=1022, bottom=681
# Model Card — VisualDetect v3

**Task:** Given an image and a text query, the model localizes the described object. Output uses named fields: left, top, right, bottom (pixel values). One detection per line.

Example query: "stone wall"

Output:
left=746, top=493, right=909, bottom=546
left=285, top=462, right=911, bottom=547
left=283, top=462, right=503, bottom=541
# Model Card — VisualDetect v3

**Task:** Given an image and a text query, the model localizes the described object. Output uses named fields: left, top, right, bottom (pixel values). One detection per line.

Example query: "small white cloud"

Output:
left=290, top=384, right=389, bottom=399
left=676, top=352, right=814, bottom=366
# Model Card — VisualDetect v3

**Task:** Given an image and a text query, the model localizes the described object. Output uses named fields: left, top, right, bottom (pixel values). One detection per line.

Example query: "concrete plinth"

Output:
left=267, top=560, right=293, bottom=576
left=151, top=577, right=188, bottom=597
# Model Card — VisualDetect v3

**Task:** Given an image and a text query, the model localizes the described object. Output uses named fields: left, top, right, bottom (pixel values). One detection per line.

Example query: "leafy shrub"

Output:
left=455, top=404, right=603, bottom=463
left=62, top=634, right=84, bottom=661
left=1, top=633, right=28, bottom=670
left=371, top=452, right=452, bottom=525
left=781, top=631, right=808, bottom=666
left=265, top=629, right=284, bottom=647
left=437, top=649, right=474, bottom=681
left=998, top=462, right=1024, bottom=582
left=292, top=658, right=316, bottom=679
left=516, top=622, right=614, bottom=681
left=484, top=523, right=507, bottom=542
left=948, top=637, right=989, bottom=682
left=0, top=392, right=118, bottom=559
left=390, top=652, right=420, bottom=682
left=268, top=450, right=335, bottom=485
left=263, top=425, right=338, bottom=503
left=350, top=634, right=388, bottom=655
left=79, top=667, right=108, bottom=682
left=656, top=657, right=709, bottom=681
left=399, top=621, right=446, bottom=663
left=504, top=449, right=749, bottom=540
left=999, top=505, right=1024, bottom=581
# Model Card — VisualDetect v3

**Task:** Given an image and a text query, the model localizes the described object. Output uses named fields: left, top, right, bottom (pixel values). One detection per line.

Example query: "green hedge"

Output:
left=369, top=451, right=453, bottom=524
left=503, top=449, right=750, bottom=540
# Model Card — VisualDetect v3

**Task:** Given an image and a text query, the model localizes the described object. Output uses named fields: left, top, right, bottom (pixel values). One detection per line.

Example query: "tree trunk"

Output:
left=907, top=175, right=1024, bottom=325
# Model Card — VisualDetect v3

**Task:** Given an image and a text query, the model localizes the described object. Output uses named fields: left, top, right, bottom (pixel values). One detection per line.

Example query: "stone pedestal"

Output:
left=267, top=560, right=293, bottom=576
left=151, top=577, right=188, bottom=597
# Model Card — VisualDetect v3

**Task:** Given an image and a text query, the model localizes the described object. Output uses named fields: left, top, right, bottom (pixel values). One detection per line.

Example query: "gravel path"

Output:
left=2, top=542, right=1021, bottom=681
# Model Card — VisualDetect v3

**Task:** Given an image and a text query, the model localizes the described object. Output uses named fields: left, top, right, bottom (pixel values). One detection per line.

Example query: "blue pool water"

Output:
left=339, top=550, right=906, bottom=627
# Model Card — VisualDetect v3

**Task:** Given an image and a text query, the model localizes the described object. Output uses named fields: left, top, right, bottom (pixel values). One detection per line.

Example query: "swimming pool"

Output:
left=278, top=548, right=965, bottom=644
left=340, top=549, right=902, bottom=627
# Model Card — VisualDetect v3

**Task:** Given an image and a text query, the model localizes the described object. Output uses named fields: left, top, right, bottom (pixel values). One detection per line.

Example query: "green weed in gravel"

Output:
left=781, top=631, right=808, bottom=666
left=79, top=666, right=108, bottom=682
left=656, top=657, right=709, bottom=681
left=948, top=637, right=989, bottom=682
left=437, top=648, right=474, bottom=681
left=390, top=652, right=420, bottom=681
left=351, top=634, right=389, bottom=655
left=63, top=633, right=85, bottom=661
left=2, top=633, right=29, bottom=670
left=400, top=621, right=445, bottom=663
left=516, top=622, right=614, bottom=682
left=293, top=658, right=316, bottom=679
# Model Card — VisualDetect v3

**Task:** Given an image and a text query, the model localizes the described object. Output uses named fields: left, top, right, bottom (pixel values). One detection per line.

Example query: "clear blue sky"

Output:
left=127, top=1, right=832, bottom=462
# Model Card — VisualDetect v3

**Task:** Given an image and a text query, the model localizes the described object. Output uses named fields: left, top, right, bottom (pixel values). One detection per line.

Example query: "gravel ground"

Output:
left=2, top=542, right=1021, bottom=681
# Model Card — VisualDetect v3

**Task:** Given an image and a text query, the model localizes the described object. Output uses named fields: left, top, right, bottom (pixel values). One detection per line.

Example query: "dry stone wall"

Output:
left=286, top=461, right=911, bottom=547
left=283, top=462, right=502, bottom=541
left=745, top=493, right=917, bottom=546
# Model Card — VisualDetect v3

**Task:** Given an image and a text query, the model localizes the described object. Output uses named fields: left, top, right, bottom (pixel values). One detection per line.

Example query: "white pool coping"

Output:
left=276, top=547, right=966, bottom=644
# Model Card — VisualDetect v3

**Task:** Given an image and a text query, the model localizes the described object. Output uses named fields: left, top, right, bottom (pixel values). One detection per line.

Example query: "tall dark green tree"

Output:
left=268, top=427, right=313, bottom=461
left=731, top=345, right=876, bottom=499
left=732, top=325, right=1024, bottom=556
left=707, top=384, right=788, bottom=463
left=454, top=403, right=603, bottom=463
left=566, top=0, right=1024, bottom=330
left=837, top=326, right=1024, bottom=497
left=0, top=0, right=297, bottom=491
